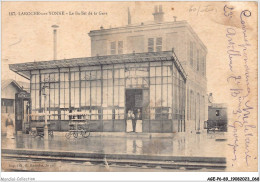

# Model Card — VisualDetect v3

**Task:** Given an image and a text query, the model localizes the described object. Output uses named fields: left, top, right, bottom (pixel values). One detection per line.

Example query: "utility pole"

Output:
left=42, top=85, right=49, bottom=140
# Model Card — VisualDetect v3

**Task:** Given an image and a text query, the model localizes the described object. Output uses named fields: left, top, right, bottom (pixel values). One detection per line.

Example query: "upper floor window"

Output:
left=197, top=49, right=200, bottom=71
left=110, top=41, right=123, bottom=55
left=190, top=42, right=194, bottom=67
left=118, top=41, right=123, bottom=54
left=202, top=55, right=206, bottom=76
left=110, top=41, right=116, bottom=55
left=148, top=37, right=162, bottom=52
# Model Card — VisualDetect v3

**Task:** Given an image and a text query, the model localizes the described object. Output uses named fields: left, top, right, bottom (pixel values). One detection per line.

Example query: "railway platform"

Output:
left=1, top=132, right=227, bottom=171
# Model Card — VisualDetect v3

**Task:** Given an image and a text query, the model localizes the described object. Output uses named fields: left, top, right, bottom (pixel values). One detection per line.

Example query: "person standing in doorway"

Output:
left=6, top=113, right=15, bottom=139
left=126, top=110, right=134, bottom=132
left=135, top=109, right=142, bottom=133
left=132, top=109, right=136, bottom=132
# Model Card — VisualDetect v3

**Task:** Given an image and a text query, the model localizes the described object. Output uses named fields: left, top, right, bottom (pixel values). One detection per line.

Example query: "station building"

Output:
left=9, top=6, right=208, bottom=133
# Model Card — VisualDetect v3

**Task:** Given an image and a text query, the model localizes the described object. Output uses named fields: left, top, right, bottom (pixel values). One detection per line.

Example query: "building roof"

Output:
left=89, top=20, right=207, bottom=52
left=16, top=81, right=30, bottom=92
left=1, top=79, right=29, bottom=92
left=9, top=51, right=186, bottom=81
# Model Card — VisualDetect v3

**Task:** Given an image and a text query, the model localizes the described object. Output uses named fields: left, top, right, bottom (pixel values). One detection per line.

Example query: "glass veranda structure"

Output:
left=10, top=51, right=186, bottom=133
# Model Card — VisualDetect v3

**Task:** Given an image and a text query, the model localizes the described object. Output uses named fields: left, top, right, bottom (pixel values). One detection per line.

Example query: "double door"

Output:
left=125, top=89, right=149, bottom=132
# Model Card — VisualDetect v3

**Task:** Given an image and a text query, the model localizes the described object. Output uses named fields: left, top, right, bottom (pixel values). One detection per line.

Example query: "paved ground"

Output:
left=2, top=132, right=226, bottom=158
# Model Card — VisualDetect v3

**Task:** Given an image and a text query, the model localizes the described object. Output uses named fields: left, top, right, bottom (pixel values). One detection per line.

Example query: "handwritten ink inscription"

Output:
left=189, top=5, right=217, bottom=15
left=224, top=5, right=234, bottom=18
left=226, top=28, right=241, bottom=72
left=225, top=6, right=256, bottom=167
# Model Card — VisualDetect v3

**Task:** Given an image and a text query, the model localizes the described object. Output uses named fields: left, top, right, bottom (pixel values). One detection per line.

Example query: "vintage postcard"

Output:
left=1, top=0, right=258, bottom=180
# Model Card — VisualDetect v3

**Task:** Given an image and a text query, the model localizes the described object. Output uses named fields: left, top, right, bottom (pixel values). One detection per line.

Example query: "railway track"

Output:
left=2, top=149, right=226, bottom=171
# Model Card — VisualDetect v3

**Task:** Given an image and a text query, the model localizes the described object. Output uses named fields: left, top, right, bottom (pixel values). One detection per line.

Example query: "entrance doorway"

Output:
left=125, top=89, right=143, bottom=132
left=125, top=89, right=143, bottom=115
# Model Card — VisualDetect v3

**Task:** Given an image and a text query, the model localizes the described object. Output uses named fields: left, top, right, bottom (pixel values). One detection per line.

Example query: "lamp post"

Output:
left=42, top=85, right=49, bottom=140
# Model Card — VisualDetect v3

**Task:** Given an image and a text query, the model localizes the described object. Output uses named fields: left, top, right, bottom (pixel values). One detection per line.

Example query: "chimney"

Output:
left=159, top=5, right=163, bottom=12
left=51, top=25, right=59, bottom=60
left=128, top=7, right=131, bottom=25
left=153, top=5, right=164, bottom=23
left=154, top=5, right=158, bottom=13
left=173, top=16, right=177, bottom=22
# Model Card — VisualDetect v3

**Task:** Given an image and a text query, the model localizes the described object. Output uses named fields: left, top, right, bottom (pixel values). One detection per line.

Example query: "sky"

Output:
left=1, top=1, right=257, bottom=103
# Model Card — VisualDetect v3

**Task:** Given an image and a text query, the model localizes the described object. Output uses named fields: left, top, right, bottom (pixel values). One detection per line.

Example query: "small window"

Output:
left=216, top=110, right=220, bottom=116
left=148, top=38, right=154, bottom=52
left=156, top=37, right=162, bottom=52
left=1, top=99, right=14, bottom=113
left=110, top=41, right=116, bottom=55
left=118, top=41, right=123, bottom=54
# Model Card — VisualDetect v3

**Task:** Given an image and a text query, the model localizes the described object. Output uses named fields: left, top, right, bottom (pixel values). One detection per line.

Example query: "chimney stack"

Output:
left=154, top=5, right=158, bottom=13
left=153, top=5, right=164, bottom=23
left=51, top=25, right=59, bottom=60
left=173, top=16, right=177, bottom=22
left=159, top=5, right=163, bottom=12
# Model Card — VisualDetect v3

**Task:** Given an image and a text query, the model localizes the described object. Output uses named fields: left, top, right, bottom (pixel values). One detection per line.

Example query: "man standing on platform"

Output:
left=126, top=109, right=135, bottom=132
left=5, top=113, right=15, bottom=139
left=135, top=109, right=142, bottom=133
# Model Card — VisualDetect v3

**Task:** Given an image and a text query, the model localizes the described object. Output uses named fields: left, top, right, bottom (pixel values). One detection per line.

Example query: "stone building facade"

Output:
left=89, top=6, right=208, bottom=133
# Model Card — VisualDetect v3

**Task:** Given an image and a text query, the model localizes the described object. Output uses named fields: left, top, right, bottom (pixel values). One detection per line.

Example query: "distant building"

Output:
left=206, top=93, right=228, bottom=132
left=9, top=6, right=208, bottom=134
left=1, top=79, right=30, bottom=134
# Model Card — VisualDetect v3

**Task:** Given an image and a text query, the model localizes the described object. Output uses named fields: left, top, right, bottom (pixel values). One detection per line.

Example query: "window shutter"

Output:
left=110, top=41, right=116, bottom=55
left=148, top=38, right=154, bottom=52
left=156, top=37, right=162, bottom=52
left=118, top=41, right=123, bottom=54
